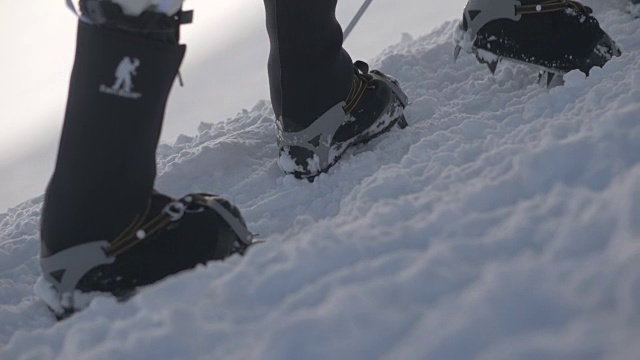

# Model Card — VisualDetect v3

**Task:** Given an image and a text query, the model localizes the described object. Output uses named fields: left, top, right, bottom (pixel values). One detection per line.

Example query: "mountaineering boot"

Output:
left=39, top=191, right=255, bottom=320
left=276, top=61, right=409, bottom=179
left=453, top=0, right=622, bottom=84
left=38, top=0, right=255, bottom=319
left=263, top=0, right=408, bottom=179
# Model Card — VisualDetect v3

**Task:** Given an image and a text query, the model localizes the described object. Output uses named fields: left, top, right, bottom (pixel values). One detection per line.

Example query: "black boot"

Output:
left=276, top=61, right=408, bottom=179
left=39, top=2, right=255, bottom=319
left=454, top=0, right=622, bottom=82
left=263, top=0, right=408, bottom=179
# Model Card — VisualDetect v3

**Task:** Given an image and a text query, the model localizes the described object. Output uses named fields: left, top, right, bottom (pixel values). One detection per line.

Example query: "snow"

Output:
left=1, top=4, right=640, bottom=359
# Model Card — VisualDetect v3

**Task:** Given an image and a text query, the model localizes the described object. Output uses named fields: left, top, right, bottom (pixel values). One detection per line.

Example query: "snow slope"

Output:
left=1, top=4, right=639, bottom=359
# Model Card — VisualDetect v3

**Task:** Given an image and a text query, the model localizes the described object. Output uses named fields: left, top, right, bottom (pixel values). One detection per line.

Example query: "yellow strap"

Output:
left=515, top=1, right=588, bottom=16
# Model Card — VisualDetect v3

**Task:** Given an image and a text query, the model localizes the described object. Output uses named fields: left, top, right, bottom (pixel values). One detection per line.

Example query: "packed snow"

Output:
left=1, top=3, right=639, bottom=359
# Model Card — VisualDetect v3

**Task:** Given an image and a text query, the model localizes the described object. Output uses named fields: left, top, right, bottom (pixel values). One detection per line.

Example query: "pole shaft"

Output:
left=343, top=0, right=374, bottom=41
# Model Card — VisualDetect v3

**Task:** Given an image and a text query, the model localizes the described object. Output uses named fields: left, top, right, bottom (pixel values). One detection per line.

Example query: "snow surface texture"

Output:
left=1, top=3, right=640, bottom=359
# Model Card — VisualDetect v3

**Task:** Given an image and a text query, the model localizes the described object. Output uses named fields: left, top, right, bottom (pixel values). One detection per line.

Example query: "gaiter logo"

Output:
left=100, top=57, right=142, bottom=99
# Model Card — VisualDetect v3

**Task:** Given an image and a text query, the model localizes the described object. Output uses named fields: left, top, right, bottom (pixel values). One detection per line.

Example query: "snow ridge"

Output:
left=1, top=7, right=640, bottom=360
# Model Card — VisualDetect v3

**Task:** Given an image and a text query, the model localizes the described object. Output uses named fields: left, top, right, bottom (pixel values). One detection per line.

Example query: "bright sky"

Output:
left=0, top=0, right=466, bottom=212
left=0, top=1, right=261, bottom=162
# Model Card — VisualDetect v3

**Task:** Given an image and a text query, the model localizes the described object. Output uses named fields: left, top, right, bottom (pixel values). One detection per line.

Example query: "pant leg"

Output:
left=40, top=21, right=185, bottom=257
left=263, top=0, right=353, bottom=130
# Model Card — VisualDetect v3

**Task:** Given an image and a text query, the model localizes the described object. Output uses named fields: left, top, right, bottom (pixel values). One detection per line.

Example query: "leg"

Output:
left=264, top=0, right=409, bottom=178
left=112, top=76, right=124, bottom=90
left=41, top=19, right=184, bottom=257
left=39, top=0, right=254, bottom=318
left=263, top=0, right=353, bottom=130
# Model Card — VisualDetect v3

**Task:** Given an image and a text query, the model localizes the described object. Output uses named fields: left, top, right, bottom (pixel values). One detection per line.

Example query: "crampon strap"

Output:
left=107, top=194, right=255, bottom=257
left=515, top=0, right=590, bottom=15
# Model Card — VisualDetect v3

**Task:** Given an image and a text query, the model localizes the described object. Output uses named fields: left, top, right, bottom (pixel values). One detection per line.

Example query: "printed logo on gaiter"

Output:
left=100, top=57, right=142, bottom=99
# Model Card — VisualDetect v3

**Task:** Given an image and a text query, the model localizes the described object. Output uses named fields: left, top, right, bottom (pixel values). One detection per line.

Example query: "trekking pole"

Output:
left=343, top=0, right=374, bottom=41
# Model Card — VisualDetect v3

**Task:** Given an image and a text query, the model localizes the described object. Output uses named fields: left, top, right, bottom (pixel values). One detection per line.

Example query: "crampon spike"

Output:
left=487, top=60, right=499, bottom=74
left=454, top=45, right=462, bottom=62
left=396, top=114, right=409, bottom=129
left=546, top=72, right=556, bottom=87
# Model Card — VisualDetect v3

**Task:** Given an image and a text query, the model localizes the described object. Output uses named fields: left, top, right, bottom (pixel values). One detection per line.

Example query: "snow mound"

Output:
left=1, top=7, right=640, bottom=360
